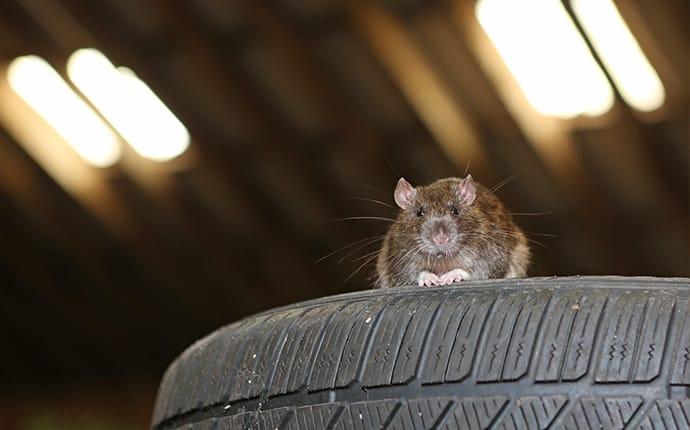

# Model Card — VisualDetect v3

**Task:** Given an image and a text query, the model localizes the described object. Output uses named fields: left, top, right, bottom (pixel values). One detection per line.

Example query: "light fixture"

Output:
left=571, top=0, right=665, bottom=112
left=475, top=0, right=614, bottom=118
left=7, top=55, right=121, bottom=167
left=67, top=48, right=190, bottom=162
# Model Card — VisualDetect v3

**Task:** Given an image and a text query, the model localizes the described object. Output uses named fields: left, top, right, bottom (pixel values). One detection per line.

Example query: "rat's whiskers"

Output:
left=324, top=216, right=396, bottom=224
left=490, top=169, right=527, bottom=193
left=314, top=235, right=384, bottom=263
left=352, top=249, right=381, bottom=263
left=346, top=196, right=396, bottom=209
left=345, top=252, right=381, bottom=282
left=337, top=237, right=384, bottom=264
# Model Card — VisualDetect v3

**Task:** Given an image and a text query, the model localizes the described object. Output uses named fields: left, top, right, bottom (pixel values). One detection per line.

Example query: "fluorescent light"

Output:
left=475, top=0, right=614, bottom=118
left=572, top=0, right=665, bottom=112
left=67, top=48, right=190, bottom=162
left=7, top=55, right=121, bottom=167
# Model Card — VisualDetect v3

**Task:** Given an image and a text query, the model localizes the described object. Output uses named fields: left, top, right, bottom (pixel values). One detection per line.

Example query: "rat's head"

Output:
left=393, top=176, right=479, bottom=257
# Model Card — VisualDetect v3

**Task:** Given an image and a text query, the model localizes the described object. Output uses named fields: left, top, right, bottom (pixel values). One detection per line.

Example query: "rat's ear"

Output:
left=458, top=175, right=476, bottom=206
left=394, top=177, right=417, bottom=209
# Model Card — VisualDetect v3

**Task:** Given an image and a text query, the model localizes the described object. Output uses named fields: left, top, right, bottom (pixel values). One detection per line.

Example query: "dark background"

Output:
left=0, top=0, right=687, bottom=428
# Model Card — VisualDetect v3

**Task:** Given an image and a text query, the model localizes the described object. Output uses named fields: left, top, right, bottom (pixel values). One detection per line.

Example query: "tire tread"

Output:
left=151, top=277, right=690, bottom=429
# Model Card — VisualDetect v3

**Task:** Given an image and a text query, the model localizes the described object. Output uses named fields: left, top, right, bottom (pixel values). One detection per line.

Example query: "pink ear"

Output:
left=394, top=177, right=416, bottom=209
left=458, top=175, right=476, bottom=206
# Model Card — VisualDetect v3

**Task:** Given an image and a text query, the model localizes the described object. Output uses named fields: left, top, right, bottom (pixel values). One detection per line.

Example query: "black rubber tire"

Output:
left=151, top=277, right=690, bottom=430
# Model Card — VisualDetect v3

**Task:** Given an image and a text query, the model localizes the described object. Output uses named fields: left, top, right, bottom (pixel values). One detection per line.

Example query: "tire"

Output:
left=151, top=276, right=690, bottom=430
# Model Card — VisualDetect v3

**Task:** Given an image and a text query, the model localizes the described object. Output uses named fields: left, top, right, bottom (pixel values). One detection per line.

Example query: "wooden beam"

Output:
left=234, top=0, right=393, bottom=186
left=452, top=0, right=590, bottom=187
left=0, top=66, right=226, bottom=325
left=81, top=0, right=384, bottom=288
left=618, top=0, right=690, bottom=111
left=344, top=0, right=489, bottom=175
left=8, top=0, right=280, bottom=319
left=56, top=0, right=359, bottom=295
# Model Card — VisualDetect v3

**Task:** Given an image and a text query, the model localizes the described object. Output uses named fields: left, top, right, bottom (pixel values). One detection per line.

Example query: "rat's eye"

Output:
left=450, top=206, right=459, bottom=215
left=416, top=207, right=425, bottom=217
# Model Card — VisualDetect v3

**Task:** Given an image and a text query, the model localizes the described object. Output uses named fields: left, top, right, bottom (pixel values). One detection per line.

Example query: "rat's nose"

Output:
left=429, top=220, right=451, bottom=246
left=432, top=232, right=449, bottom=245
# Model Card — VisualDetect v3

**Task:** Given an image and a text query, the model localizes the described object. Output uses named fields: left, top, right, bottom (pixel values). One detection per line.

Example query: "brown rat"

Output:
left=375, top=175, right=530, bottom=288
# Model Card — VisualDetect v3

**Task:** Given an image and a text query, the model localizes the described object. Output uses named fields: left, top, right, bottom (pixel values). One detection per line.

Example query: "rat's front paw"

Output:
left=417, top=271, right=440, bottom=287
left=438, top=268, right=469, bottom=285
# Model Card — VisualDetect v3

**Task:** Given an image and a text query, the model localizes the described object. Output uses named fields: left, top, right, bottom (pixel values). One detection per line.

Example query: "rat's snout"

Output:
left=432, top=228, right=449, bottom=245
left=425, top=219, right=453, bottom=249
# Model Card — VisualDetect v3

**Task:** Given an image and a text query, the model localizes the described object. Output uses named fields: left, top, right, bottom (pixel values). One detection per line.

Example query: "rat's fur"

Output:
left=375, top=177, right=529, bottom=288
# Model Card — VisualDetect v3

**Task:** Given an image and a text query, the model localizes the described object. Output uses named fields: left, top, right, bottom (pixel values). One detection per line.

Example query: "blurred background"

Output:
left=0, top=0, right=687, bottom=428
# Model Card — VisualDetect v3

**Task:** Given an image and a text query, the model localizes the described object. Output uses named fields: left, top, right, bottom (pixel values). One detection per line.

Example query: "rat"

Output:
left=375, top=175, right=530, bottom=288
